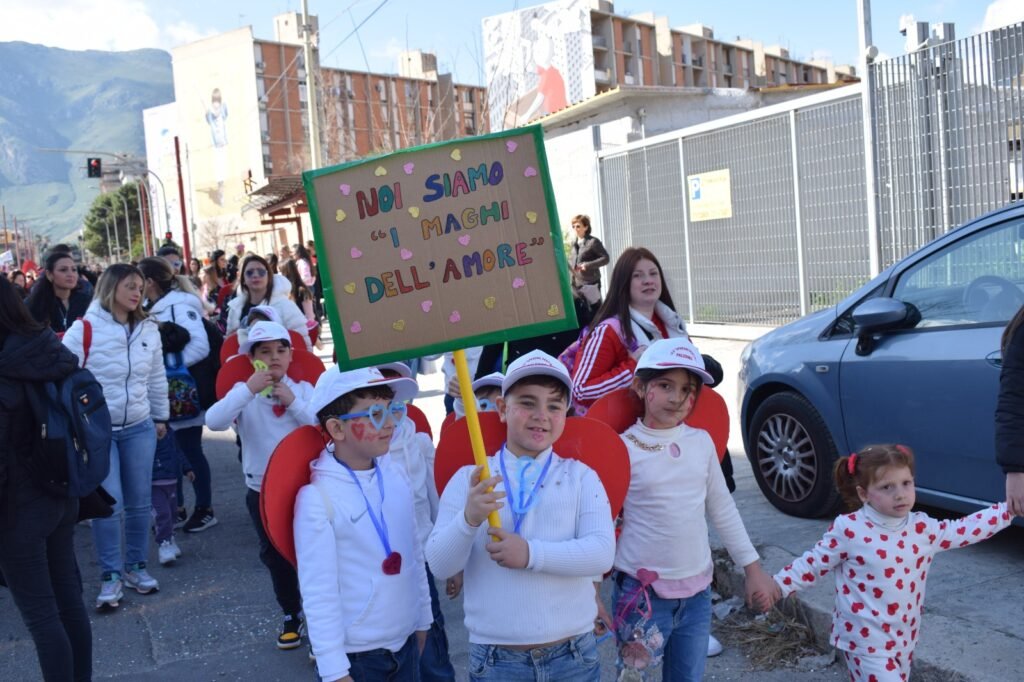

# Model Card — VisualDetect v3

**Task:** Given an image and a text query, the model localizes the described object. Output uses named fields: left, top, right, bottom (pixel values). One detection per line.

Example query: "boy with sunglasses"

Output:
left=296, top=365, right=433, bottom=682
left=205, top=321, right=318, bottom=650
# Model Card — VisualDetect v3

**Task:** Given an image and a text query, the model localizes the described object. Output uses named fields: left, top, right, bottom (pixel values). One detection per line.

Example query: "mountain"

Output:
left=0, top=42, right=174, bottom=242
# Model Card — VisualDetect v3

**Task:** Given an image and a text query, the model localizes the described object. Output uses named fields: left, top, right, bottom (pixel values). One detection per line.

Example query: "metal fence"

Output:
left=595, top=21, right=1024, bottom=328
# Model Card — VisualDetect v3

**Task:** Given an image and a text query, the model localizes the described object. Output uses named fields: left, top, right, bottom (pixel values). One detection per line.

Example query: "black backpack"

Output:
left=170, top=307, right=223, bottom=410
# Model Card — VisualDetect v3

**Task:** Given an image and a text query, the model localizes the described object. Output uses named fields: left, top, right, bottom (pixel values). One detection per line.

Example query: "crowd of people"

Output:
left=0, top=217, right=1021, bottom=682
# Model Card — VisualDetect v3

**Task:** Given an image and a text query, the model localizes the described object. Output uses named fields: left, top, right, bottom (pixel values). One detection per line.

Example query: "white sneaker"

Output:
left=707, top=634, right=723, bottom=657
left=170, top=536, right=182, bottom=558
left=124, top=565, right=159, bottom=594
left=96, top=574, right=123, bottom=610
left=158, top=540, right=177, bottom=565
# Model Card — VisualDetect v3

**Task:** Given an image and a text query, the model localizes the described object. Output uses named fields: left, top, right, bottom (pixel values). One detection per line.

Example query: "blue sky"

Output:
left=2, top=0, right=1021, bottom=85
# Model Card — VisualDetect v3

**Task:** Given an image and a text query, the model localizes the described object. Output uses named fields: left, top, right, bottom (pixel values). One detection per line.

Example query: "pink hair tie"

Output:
left=847, top=453, right=857, bottom=475
left=895, top=444, right=910, bottom=456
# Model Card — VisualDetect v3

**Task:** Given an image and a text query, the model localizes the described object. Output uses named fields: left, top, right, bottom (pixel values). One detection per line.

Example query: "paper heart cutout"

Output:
left=392, top=319, right=406, bottom=331
left=408, top=206, right=420, bottom=218
left=512, top=277, right=526, bottom=289
left=339, top=183, right=351, bottom=196
left=523, top=166, right=538, bottom=177
left=350, top=247, right=362, bottom=259
left=547, top=304, right=559, bottom=317
left=457, top=234, right=471, bottom=246
left=272, top=404, right=287, bottom=417
left=450, top=148, right=462, bottom=161
left=403, top=162, right=415, bottom=175
left=448, top=311, right=461, bottom=323
left=636, top=568, right=660, bottom=586
left=420, top=300, right=433, bottom=313
left=374, top=166, right=387, bottom=177
left=400, top=248, right=413, bottom=260
left=669, top=443, right=681, bottom=458
left=506, top=140, right=518, bottom=153
left=349, top=321, right=362, bottom=334
left=484, top=296, right=496, bottom=310
left=335, top=209, right=347, bottom=222
left=525, top=211, right=538, bottom=223
left=343, top=282, right=356, bottom=294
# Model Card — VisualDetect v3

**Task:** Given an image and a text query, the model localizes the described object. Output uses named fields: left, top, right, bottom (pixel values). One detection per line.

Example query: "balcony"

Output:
left=592, top=35, right=608, bottom=49
left=594, top=67, right=611, bottom=83
left=692, top=56, right=704, bottom=68
left=624, top=72, right=635, bottom=85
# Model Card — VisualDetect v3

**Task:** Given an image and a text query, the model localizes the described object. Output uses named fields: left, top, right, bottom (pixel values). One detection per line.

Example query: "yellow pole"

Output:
left=452, top=348, right=502, bottom=530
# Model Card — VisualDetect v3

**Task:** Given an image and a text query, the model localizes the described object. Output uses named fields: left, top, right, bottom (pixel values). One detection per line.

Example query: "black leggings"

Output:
left=244, top=488, right=302, bottom=616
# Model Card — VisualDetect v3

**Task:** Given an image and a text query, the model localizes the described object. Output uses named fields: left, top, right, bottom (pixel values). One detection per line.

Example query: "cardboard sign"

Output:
left=304, top=126, right=577, bottom=369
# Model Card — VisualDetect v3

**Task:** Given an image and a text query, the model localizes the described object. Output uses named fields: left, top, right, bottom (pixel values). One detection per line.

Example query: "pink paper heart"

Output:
left=457, top=234, right=471, bottom=246
left=400, top=248, right=413, bottom=260
left=512, top=277, right=525, bottom=289
left=523, top=166, right=538, bottom=177
left=403, top=162, right=415, bottom=175
left=350, top=247, right=362, bottom=259
left=506, top=140, right=518, bottom=153
left=636, top=568, right=660, bottom=586
left=349, top=321, right=362, bottom=334
left=448, top=311, right=461, bottom=323
left=339, top=183, right=351, bottom=196
left=420, top=300, right=433, bottom=313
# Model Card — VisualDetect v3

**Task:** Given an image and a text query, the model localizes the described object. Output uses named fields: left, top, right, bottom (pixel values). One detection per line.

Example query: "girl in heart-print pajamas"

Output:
left=771, top=444, right=1015, bottom=681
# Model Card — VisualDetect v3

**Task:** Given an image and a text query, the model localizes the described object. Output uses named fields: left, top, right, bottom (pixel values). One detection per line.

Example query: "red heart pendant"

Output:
left=272, top=404, right=286, bottom=417
left=382, top=551, right=402, bottom=575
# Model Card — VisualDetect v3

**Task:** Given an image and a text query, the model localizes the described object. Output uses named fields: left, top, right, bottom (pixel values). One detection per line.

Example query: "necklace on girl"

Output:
left=497, top=445, right=554, bottom=534
left=338, top=461, right=401, bottom=575
left=625, top=433, right=681, bottom=458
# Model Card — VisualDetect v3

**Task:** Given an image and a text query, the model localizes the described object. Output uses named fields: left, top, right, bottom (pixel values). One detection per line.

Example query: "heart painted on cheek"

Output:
left=350, top=422, right=367, bottom=441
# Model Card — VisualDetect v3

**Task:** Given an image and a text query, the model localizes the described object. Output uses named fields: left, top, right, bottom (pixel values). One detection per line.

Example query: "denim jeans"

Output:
left=612, top=573, right=711, bottom=682
left=0, top=490, right=92, bottom=681
left=174, top=425, right=211, bottom=508
left=244, top=488, right=301, bottom=616
left=468, top=632, right=600, bottom=681
left=348, top=632, right=420, bottom=681
left=420, top=565, right=455, bottom=681
left=92, top=419, right=157, bottom=577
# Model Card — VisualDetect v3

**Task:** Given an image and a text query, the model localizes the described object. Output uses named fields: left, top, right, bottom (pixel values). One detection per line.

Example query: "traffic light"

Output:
left=87, top=158, right=102, bottom=178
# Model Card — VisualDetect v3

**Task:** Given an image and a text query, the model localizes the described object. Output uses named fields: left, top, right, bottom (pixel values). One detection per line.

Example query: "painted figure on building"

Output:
left=204, top=88, right=229, bottom=206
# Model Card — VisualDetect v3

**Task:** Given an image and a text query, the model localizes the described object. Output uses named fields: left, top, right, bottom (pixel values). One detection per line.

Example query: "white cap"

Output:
left=472, top=371, right=504, bottom=392
left=239, top=321, right=291, bottom=355
left=636, top=338, right=714, bottom=384
left=501, top=350, right=572, bottom=399
left=243, top=304, right=281, bottom=326
left=376, top=361, right=412, bottom=379
left=310, top=366, right=419, bottom=417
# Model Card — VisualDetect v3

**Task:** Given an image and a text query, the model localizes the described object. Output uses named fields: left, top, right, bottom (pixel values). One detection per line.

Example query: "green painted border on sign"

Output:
left=303, top=125, right=577, bottom=370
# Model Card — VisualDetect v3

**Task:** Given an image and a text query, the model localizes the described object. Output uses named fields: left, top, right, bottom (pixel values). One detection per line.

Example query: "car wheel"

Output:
left=748, top=391, right=840, bottom=518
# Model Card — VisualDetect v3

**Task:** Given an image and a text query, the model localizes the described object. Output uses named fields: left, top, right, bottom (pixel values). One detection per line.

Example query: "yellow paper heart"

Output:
left=392, top=319, right=406, bottom=331
left=547, top=304, right=559, bottom=317
left=408, top=206, right=420, bottom=218
left=335, top=209, right=346, bottom=222
left=525, top=211, right=538, bottom=224
left=343, top=282, right=356, bottom=294
left=484, top=296, right=496, bottom=310
left=374, top=166, right=387, bottom=177
left=450, top=148, right=462, bottom=161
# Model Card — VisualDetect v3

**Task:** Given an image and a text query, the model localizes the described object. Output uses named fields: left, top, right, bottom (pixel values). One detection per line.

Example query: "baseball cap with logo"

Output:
left=239, top=321, right=291, bottom=355
left=472, top=371, right=504, bottom=392
left=501, top=350, right=573, bottom=400
left=636, top=338, right=714, bottom=384
left=310, top=366, right=419, bottom=418
left=242, top=304, right=281, bottom=327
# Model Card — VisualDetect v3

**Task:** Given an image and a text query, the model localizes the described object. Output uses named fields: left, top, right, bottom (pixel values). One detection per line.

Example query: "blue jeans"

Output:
left=612, top=573, right=711, bottom=682
left=468, top=632, right=600, bottom=681
left=421, top=566, right=455, bottom=681
left=348, top=633, right=420, bottom=681
left=92, top=420, right=157, bottom=577
left=174, top=425, right=211, bottom=508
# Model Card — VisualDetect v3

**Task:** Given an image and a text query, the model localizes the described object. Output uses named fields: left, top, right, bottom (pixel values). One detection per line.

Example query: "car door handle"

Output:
left=986, top=351, right=1003, bottom=369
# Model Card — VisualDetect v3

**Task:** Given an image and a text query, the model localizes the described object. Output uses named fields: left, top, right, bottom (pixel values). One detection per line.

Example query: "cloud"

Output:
left=982, top=0, right=1024, bottom=31
left=369, top=37, right=405, bottom=65
left=0, top=0, right=213, bottom=52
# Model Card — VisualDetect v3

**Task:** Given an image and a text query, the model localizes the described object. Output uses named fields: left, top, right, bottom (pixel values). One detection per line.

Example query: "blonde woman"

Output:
left=62, top=264, right=169, bottom=610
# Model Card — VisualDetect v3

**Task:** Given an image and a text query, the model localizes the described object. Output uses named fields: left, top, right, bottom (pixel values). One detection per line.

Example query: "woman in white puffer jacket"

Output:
left=224, top=254, right=312, bottom=349
left=62, top=263, right=169, bottom=608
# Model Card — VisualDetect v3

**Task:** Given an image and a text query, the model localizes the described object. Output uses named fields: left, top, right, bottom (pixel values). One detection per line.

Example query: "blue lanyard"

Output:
left=497, top=445, right=554, bottom=534
left=338, top=461, right=392, bottom=558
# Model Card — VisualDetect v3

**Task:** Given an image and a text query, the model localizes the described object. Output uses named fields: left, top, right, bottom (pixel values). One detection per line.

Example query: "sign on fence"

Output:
left=303, top=126, right=577, bottom=369
left=688, top=168, right=733, bottom=222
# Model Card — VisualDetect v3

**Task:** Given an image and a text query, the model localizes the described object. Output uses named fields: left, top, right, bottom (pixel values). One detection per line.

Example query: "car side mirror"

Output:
left=852, top=298, right=911, bottom=356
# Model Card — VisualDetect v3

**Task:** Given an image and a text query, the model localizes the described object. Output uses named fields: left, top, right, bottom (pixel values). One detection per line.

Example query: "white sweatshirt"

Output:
left=426, top=448, right=615, bottom=645
left=615, top=420, right=760, bottom=581
left=295, top=450, right=433, bottom=682
left=204, top=378, right=317, bottom=491
left=387, top=416, right=439, bottom=549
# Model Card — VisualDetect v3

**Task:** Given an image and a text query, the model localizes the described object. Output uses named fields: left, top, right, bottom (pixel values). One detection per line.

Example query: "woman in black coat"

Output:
left=569, top=214, right=610, bottom=321
left=0, top=276, right=92, bottom=681
left=24, top=251, right=91, bottom=335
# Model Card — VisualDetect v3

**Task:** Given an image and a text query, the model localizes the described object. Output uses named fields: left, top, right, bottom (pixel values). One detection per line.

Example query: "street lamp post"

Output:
left=103, top=213, right=113, bottom=263
left=119, top=194, right=136, bottom=259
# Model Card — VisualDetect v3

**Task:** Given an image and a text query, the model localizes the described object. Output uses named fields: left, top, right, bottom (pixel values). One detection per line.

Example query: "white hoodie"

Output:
left=294, top=450, right=432, bottom=682
left=386, top=416, right=439, bottom=549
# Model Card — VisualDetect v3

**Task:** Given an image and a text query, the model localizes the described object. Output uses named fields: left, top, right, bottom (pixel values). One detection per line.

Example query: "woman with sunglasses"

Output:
left=224, top=255, right=312, bottom=350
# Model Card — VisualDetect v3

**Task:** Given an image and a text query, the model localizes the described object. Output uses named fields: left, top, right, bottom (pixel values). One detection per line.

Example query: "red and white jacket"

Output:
left=774, top=502, right=1012, bottom=657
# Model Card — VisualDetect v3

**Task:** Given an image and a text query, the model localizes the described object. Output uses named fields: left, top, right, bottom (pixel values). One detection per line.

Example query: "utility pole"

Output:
left=103, top=213, right=113, bottom=263
left=858, top=0, right=881, bottom=276
left=174, top=136, right=193, bottom=262
left=1, top=205, right=8, bottom=259
left=119, top=194, right=134, bottom=259
left=302, top=0, right=322, bottom=171
left=12, top=215, right=21, bottom=267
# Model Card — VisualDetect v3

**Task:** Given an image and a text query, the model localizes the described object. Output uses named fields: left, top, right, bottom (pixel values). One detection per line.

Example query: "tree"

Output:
left=83, top=182, right=146, bottom=262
